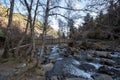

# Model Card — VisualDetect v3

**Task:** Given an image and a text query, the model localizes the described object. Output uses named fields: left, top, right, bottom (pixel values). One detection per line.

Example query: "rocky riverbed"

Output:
left=0, top=45, right=120, bottom=80
left=41, top=45, right=120, bottom=80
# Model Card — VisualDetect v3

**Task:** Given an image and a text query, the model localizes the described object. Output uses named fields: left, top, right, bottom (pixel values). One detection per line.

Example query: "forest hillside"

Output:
left=0, top=4, right=58, bottom=40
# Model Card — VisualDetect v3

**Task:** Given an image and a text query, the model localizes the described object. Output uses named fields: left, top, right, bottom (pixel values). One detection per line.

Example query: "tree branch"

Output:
left=33, top=0, right=39, bottom=27
left=49, top=6, right=98, bottom=13
left=49, top=13, right=71, bottom=20
left=49, top=6, right=82, bottom=11
left=19, top=0, right=25, bottom=6
left=38, top=2, right=46, bottom=10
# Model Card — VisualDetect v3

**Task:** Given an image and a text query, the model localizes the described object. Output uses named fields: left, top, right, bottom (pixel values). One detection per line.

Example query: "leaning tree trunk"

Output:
left=2, top=0, right=15, bottom=58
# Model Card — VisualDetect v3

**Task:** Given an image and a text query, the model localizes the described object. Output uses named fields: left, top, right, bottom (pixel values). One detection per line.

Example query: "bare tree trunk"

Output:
left=40, top=0, right=50, bottom=60
left=2, top=0, right=15, bottom=58
left=31, top=26, right=35, bottom=57
left=31, top=0, right=39, bottom=57
left=29, top=14, right=34, bottom=56
left=22, top=0, right=34, bottom=57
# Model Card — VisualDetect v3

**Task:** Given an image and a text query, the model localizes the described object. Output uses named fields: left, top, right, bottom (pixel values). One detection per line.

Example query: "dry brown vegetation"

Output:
left=0, top=4, right=58, bottom=38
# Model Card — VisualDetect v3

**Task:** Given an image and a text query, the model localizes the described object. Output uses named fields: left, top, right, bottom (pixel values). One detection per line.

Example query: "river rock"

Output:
left=94, top=74, right=113, bottom=80
left=48, top=53, right=59, bottom=63
left=66, top=47, right=79, bottom=56
left=100, top=58, right=115, bottom=66
left=50, top=59, right=56, bottom=63
left=73, top=53, right=80, bottom=58
left=98, top=66, right=116, bottom=77
left=85, top=54, right=94, bottom=61
left=65, top=78, right=85, bottom=80
left=110, top=68, right=120, bottom=77
left=59, top=50, right=67, bottom=57
left=92, top=51, right=113, bottom=59
left=42, top=63, right=54, bottom=72
left=79, top=63, right=96, bottom=72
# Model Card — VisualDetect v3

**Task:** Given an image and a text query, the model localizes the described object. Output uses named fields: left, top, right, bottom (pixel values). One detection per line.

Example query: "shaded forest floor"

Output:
left=0, top=57, right=45, bottom=80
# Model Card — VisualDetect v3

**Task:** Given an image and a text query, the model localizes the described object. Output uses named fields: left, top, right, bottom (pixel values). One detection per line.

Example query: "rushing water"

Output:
left=45, top=45, right=120, bottom=80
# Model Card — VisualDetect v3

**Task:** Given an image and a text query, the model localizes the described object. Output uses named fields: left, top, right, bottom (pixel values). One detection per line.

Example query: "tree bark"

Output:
left=22, top=0, right=35, bottom=57
left=40, top=0, right=50, bottom=60
left=31, top=0, right=39, bottom=57
left=2, top=0, right=15, bottom=58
